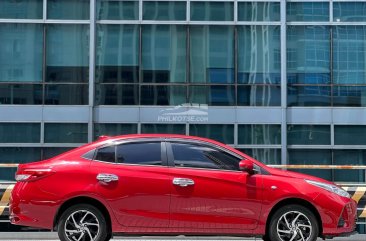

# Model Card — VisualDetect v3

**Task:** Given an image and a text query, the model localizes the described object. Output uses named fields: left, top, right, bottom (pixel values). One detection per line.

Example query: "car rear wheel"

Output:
left=57, top=204, right=109, bottom=241
left=268, top=204, right=319, bottom=241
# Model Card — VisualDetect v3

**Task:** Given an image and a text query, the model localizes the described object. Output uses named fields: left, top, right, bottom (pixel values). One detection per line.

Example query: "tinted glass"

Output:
left=333, top=26, right=366, bottom=84
left=287, top=125, right=330, bottom=145
left=97, top=0, right=138, bottom=20
left=48, top=0, right=90, bottom=20
left=0, top=123, right=40, bottom=143
left=238, top=148, right=281, bottom=165
left=238, top=26, right=280, bottom=84
left=238, top=85, right=281, bottom=106
left=142, top=25, right=186, bottom=83
left=116, top=142, right=162, bottom=165
left=94, top=123, right=138, bottom=140
left=141, top=85, right=186, bottom=105
left=334, top=2, right=366, bottom=22
left=333, top=86, right=366, bottom=107
left=333, top=150, right=366, bottom=183
left=45, top=84, right=88, bottom=105
left=44, top=123, right=88, bottom=143
left=46, top=25, right=89, bottom=83
left=0, top=84, right=42, bottom=105
left=287, top=86, right=331, bottom=107
left=143, top=1, right=186, bottom=21
left=287, top=26, right=330, bottom=84
left=191, top=2, right=233, bottom=21
left=335, top=126, right=366, bottom=145
left=171, top=142, right=240, bottom=170
left=95, top=84, right=139, bottom=105
left=0, top=24, right=43, bottom=82
left=287, top=2, right=329, bottom=22
left=0, top=0, right=42, bottom=19
left=190, top=85, right=235, bottom=106
left=96, top=25, right=139, bottom=83
left=238, top=125, right=281, bottom=145
left=189, top=124, right=234, bottom=144
left=190, top=26, right=234, bottom=83
left=141, top=124, right=185, bottom=134
left=288, top=149, right=332, bottom=181
left=95, top=146, right=116, bottom=163
left=238, top=2, right=280, bottom=21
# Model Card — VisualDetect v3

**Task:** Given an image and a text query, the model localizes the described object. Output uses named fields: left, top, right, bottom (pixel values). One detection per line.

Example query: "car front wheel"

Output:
left=57, top=204, right=109, bottom=241
left=268, top=204, right=319, bottom=241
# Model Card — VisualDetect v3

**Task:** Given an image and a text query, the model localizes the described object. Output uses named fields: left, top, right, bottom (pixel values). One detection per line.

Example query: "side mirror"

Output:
left=239, top=159, right=255, bottom=175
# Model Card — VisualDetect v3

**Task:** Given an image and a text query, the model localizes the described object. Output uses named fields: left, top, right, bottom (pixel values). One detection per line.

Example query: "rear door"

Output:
left=167, top=141, right=263, bottom=230
left=90, top=139, right=171, bottom=228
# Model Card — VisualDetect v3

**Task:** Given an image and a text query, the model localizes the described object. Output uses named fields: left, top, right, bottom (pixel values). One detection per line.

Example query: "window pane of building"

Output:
left=97, top=0, right=139, bottom=20
left=95, top=84, right=138, bottom=105
left=44, top=123, right=88, bottom=143
left=287, top=2, right=329, bottom=22
left=238, top=125, right=281, bottom=145
left=190, top=85, right=235, bottom=106
left=238, top=2, right=280, bottom=21
left=141, top=124, right=185, bottom=134
left=288, top=125, right=330, bottom=145
left=333, top=150, right=366, bottom=183
left=96, top=25, right=139, bottom=83
left=191, top=1, right=233, bottom=21
left=44, top=84, right=88, bottom=105
left=333, top=86, right=366, bottom=107
left=142, top=25, right=186, bottom=83
left=190, top=26, right=234, bottom=83
left=42, top=147, right=73, bottom=159
left=237, top=85, right=281, bottom=106
left=189, top=124, right=234, bottom=144
left=46, top=25, right=89, bottom=83
left=238, top=148, right=281, bottom=165
left=48, top=0, right=90, bottom=20
left=0, top=24, right=43, bottom=82
left=335, top=126, right=366, bottom=145
left=287, top=26, right=330, bottom=84
left=333, top=26, right=366, bottom=84
left=334, top=2, right=366, bottom=22
left=288, top=149, right=332, bottom=181
left=0, top=123, right=40, bottom=143
left=0, top=84, right=42, bottom=104
left=288, top=85, right=331, bottom=106
left=94, top=123, right=138, bottom=139
left=238, top=26, right=280, bottom=84
left=0, top=0, right=42, bottom=19
left=141, top=85, right=186, bottom=105
left=143, top=1, right=186, bottom=21
left=0, top=147, right=41, bottom=181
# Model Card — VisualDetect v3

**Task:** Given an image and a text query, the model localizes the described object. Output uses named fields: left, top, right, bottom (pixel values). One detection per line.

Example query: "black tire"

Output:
left=57, top=204, right=109, bottom=241
left=268, top=204, right=319, bottom=241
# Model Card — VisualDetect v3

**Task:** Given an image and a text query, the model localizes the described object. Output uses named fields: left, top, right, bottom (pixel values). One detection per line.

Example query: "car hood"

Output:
left=267, top=167, right=334, bottom=184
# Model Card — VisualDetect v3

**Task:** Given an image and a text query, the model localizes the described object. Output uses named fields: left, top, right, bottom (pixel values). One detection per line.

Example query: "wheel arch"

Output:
left=53, top=196, right=112, bottom=235
left=265, top=198, right=323, bottom=237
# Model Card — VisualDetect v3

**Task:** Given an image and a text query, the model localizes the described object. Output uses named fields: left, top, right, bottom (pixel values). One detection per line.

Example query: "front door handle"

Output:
left=173, top=178, right=195, bottom=187
left=97, top=173, right=119, bottom=183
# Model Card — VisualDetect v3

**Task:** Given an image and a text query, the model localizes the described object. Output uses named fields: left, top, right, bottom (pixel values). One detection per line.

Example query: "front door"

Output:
left=167, top=141, right=263, bottom=230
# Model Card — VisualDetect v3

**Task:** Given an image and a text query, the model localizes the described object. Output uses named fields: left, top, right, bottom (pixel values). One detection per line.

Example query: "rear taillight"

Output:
left=15, top=169, right=54, bottom=182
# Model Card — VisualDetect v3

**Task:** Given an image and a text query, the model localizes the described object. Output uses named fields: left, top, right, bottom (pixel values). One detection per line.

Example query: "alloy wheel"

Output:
left=64, top=210, right=100, bottom=241
left=276, top=211, right=312, bottom=241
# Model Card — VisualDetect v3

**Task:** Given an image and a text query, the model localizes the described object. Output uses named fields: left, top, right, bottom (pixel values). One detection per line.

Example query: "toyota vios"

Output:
left=10, top=134, right=357, bottom=241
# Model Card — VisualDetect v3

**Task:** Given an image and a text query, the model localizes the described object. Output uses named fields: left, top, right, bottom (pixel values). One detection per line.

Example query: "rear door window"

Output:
left=95, top=146, right=115, bottom=163
left=116, top=142, right=162, bottom=166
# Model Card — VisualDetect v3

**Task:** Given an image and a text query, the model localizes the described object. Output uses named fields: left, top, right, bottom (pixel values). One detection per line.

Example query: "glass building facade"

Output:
left=1, top=1, right=366, bottom=185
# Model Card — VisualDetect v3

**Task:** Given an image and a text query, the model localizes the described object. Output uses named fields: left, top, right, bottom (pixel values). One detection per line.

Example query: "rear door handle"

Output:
left=173, top=178, right=195, bottom=187
left=97, top=173, right=119, bottom=183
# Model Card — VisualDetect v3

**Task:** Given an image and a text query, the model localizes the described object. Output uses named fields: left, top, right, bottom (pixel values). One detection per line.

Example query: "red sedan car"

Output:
left=10, top=134, right=356, bottom=241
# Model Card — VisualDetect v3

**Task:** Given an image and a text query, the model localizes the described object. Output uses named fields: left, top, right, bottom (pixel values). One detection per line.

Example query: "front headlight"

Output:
left=305, top=179, right=351, bottom=198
